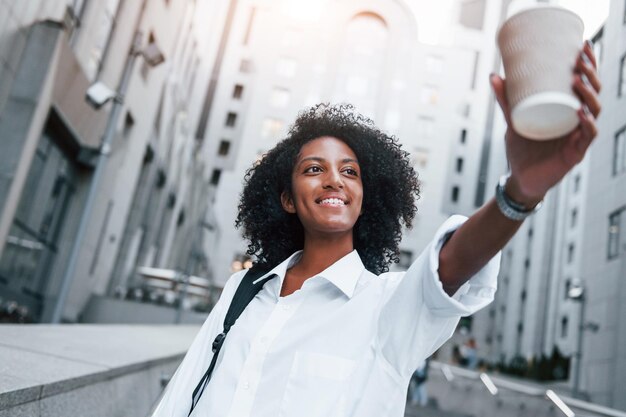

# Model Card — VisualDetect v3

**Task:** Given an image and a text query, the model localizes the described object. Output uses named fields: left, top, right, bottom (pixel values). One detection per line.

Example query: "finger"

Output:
left=578, top=105, right=598, bottom=141
left=573, top=74, right=602, bottom=118
left=582, top=40, right=597, bottom=70
left=576, top=52, right=602, bottom=93
left=489, top=74, right=512, bottom=125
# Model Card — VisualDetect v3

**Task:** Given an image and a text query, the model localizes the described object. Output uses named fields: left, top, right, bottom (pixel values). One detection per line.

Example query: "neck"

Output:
left=292, top=233, right=354, bottom=276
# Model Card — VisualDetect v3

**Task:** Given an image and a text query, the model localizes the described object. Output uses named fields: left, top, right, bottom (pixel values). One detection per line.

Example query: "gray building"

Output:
left=0, top=0, right=225, bottom=323
left=470, top=0, right=626, bottom=411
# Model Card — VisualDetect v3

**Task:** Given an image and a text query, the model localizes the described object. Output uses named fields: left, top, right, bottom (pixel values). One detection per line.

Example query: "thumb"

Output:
left=490, top=73, right=512, bottom=126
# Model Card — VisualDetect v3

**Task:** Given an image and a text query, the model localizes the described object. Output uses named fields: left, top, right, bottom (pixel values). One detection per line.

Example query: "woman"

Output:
left=152, top=42, right=601, bottom=417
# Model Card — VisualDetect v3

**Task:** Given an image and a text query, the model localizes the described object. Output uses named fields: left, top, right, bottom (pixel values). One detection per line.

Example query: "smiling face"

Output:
left=281, top=136, right=364, bottom=243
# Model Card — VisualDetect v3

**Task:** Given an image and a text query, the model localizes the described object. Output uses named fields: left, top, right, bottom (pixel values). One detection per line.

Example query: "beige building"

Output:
left=203, top=0, right=507, bottom=285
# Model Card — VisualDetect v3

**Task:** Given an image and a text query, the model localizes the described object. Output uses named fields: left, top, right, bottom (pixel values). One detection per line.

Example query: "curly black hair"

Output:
left=235, top=103, right=420, bottom=275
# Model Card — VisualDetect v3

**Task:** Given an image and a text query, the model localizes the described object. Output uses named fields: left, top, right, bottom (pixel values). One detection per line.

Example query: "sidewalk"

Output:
left=0, top=325, right=200, bottom=417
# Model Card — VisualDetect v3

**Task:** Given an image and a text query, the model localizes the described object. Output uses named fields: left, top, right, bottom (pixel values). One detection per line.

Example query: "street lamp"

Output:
left=49, top=27, right=165, bottom=323
left=567, top=279, right=599, bottom=399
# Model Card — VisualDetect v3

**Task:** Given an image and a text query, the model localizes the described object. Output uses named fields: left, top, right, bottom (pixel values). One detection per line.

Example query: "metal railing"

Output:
left=431, top=361, right=626, bottom=417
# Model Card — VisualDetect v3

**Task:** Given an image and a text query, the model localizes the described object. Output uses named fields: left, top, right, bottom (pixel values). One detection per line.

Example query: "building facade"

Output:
left=0, top=0, right=225, bottom=322
left=203, top=0, right=506, bottom=285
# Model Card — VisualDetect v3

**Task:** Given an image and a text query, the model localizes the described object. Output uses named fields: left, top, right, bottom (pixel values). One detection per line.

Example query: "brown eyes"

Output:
left=302, top=166, right=359, bottom=177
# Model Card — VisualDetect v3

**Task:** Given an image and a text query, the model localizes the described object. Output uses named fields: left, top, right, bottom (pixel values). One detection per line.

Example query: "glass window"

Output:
left=225, top=112, right=237, bottom=127
left=560, top=316, right=568, bottom=338
left=617, top=55, right=626, bottom=97
left=210, top=169, right=222, bottom=185
left=240, top=59, right=253, bottom=73
left=417, top=116, right=435, bottom=139
left=420, top=85, right=439, bottom=105
left=425, top=55, right=444, bottom=74
left=261, top=118, right=284, bottom=140
left=218, top=140, right=231, bottom=156
left=451, top=186, right=460, bottom=203
left=276, top=57, right=297, bottom=78
left=456, top=157, right=464, bottom=173
left=571, top=208, right=578, bottom=227
left=233, top=84, right=244, bottom=99
left=86, top=0, right=121, bottom=80
left=243, top=7, right=256, bottom=45
left=608, top=210, right=622, bottom=260
left=269, top=87, right=290, bottom=107
left=0, top=122, right=77, bottom=320
left=411, top=147, right=429, bottom=169
left=567, top=243, right=575, bottom=263
left=614, top=127, right=626, bottom=176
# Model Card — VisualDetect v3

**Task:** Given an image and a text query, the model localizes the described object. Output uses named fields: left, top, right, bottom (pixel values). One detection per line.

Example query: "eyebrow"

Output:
left=297, top=156, right=360, bottom=168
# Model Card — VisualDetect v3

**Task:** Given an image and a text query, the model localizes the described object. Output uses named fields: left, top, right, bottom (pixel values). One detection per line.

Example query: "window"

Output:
left=269, top=87, right=290, bottom=107
left=123, top=112, right=134, bottom=138
left=232, top=84, right=244, bottom=99
left=459, top=0, right=486, bottom=30
left=571, top=208, right=578, bottom=228
left=140, top=32, right=157, bottom=80
left=460, top=129, right=467, bottom=144
left=420, top=85, right=439, bottom=105
left=470, top=51, right=480, bottom=90
left=398, top=250, right=413, bottom=269
left=561, top=316, right=569, bottom=338
left=417, top=116, right=435, bottom=139
left=451, top=186, right=460, bottom=203
left=86, top=0, right=121, bottom=79
left=564, top=278, right=571, bottom=300
left=456, top=157, right=464, bottom=173
left=276, top=57, right=297, bottom=78
left=240, top=59, right=252, bottom=73
left=346, top=76, right=369, bottom=96
left=411, top=147, right=429, bottom=169
left=225, top=112, right=237, bottom=127
left=243, top=7, right=256, bottom=45
left=614, top=127, right=626, bottom=176
left=617, top=55, right=626, bottom=97
left=425, top=55, right=444, bottom=74
left=567, top=243, right=575, bottom=263
left=218, top=140, right=231, bottom=156
left=261, top=118, right=284, bottom=140
left=210, top=169, right=222, bottom=185
left=608, top=209, right=622, bottom=260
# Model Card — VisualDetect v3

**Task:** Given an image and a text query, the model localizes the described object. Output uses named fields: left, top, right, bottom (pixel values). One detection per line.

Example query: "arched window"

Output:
left=334, top=12, right=389, bottom=118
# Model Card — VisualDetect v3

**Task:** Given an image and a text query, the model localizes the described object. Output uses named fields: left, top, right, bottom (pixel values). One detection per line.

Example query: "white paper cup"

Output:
left=497, top=5, right=584, bottom=140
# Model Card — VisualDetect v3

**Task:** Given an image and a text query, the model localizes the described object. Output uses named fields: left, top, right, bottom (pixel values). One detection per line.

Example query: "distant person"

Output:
left=461, top=338, right=478, bottom=370
left=151, top=42, right=601, bottom=417
left=409, top=358, right=430, bottom=407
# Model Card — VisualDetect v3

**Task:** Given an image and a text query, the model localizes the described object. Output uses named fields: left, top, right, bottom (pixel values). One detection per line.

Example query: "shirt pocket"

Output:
left=279, top=351, right=356, bottom=417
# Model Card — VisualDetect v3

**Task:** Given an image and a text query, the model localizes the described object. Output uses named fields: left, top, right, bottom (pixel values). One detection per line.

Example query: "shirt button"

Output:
left=260, top=336, right=268, bottom=344
left=282, top=305, right=291, bottom=311
left=242, top=381, right=250, bottom=390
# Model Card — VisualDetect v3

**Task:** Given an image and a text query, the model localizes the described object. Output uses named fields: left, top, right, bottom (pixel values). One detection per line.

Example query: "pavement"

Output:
left=0, top=325, right=200, bottom=415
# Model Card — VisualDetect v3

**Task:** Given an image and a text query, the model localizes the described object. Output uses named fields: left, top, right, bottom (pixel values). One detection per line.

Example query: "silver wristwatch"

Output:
left=495, top=175, right=543, bottom=221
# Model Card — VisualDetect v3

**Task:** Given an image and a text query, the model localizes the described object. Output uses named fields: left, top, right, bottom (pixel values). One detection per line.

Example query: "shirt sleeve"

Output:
left=150, top=270, right=247, bottom=417
left=376, top=215, right=500, bottom=377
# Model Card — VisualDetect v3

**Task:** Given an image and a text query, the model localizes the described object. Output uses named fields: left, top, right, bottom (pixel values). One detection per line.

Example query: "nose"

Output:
left=322, top=168, right=344, bottom=189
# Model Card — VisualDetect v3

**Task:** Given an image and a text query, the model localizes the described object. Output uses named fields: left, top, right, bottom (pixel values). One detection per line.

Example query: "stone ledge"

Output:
left=0, top=325, right=199, bottom=411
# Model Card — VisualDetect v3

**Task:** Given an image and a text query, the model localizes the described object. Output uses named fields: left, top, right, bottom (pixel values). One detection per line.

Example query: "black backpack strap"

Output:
left=188, top=267, right=275, bottom=416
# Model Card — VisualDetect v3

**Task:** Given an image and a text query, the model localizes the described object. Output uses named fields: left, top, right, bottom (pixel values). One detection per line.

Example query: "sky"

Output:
left=409, top=0, right=610, bottom=45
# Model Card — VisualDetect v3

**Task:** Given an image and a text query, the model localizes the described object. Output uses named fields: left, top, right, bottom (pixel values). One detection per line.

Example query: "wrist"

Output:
left=504, top=175, right=544, bottom=209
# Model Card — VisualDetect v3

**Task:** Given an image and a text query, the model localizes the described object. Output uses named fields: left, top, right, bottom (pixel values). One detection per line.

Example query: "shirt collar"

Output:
left=253, top=250, right=365, bottom=299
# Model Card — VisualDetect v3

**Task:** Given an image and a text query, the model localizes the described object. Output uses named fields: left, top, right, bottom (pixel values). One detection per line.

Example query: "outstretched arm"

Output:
left=438, top=41, right=602, bottom=296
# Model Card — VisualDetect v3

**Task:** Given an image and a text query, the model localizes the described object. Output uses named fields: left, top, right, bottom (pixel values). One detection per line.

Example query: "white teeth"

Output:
left=319, top=198, right=345, bottom=206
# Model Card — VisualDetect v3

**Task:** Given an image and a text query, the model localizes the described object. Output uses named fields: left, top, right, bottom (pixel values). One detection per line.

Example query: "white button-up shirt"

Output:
left=152, top=215, right=500, bottom=417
